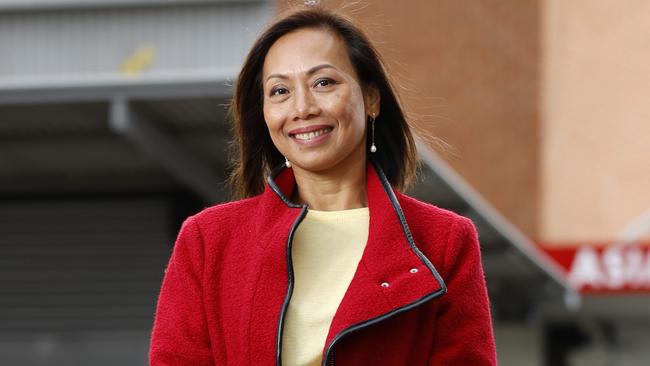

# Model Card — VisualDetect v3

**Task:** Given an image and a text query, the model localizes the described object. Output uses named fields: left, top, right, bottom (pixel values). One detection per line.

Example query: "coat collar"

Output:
left=260, top=157, right=447, bottom=358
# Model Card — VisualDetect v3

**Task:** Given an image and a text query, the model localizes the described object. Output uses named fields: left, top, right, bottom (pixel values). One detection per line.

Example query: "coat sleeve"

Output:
left=428, top=217, right=497, bottom=365
left=149, top=215, right=215, bottom=366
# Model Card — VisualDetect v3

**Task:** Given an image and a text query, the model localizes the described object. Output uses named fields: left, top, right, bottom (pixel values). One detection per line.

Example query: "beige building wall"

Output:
left=541, top=0, right=650, bottom=244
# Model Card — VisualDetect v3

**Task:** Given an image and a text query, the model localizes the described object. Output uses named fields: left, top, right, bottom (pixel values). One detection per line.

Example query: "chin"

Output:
left=293, top=154, right=364, bottom=175
left=288, top=142, right=365, bottom=173
left=292, top=158, right=335, bottom=173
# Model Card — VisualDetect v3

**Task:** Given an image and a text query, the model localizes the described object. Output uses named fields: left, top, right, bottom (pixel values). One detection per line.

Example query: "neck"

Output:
left=290, top=157, right=368, bottom=211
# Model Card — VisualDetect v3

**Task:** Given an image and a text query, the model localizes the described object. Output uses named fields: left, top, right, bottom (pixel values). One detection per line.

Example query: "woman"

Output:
left=150, top=6, right=496, bottom=366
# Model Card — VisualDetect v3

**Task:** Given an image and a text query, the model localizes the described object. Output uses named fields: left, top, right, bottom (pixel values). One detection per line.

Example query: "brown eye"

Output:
left=270, top=87, right=289, bottom=96
left=314, top=78, right=335, bottom=88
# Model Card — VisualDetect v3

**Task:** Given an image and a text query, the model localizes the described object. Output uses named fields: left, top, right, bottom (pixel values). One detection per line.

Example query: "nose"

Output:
left=291, top=85, right=321, bottom=121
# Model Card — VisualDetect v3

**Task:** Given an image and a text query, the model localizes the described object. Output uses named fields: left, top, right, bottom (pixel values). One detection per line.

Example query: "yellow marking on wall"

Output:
left=120, top=45, right=156, bottom=76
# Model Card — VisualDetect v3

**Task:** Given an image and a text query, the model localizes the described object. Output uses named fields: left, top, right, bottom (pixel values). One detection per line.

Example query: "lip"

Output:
left=288, top=124, right=334, bottom=147
left=288, top=124, right=334, bottom=135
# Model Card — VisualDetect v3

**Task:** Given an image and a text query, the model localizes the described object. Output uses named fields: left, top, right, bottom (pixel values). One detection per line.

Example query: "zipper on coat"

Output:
left=275, top=205, right=309, bottom=366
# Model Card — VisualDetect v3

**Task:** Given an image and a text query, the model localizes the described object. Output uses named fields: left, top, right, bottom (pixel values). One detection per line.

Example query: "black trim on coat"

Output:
left=275, top=205, right=308, bottom=366
left=267, top=162, right=303, bottom=209
left=266, top=157, right=448, bottom=366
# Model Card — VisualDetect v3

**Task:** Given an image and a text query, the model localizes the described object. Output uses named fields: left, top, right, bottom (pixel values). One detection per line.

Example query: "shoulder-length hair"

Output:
left=228, top=6, right=419, bottom=199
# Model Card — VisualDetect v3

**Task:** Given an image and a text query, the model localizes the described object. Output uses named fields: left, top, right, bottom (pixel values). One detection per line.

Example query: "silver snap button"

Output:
left=380, top=282, right=390, bottom=288
left=409, top=268, right=418, bottom=274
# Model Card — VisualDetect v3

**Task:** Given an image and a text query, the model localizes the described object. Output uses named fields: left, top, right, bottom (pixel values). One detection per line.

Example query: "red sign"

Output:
left=542, top=243, right=650, bottom=293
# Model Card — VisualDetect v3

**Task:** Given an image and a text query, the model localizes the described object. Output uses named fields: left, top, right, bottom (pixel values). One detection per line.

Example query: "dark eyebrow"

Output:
left=265, top=64, right=338, bottom=82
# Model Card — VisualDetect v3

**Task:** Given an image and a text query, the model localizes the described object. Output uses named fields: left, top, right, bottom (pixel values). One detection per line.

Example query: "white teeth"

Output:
left=293, top=128, right=331, bottom=140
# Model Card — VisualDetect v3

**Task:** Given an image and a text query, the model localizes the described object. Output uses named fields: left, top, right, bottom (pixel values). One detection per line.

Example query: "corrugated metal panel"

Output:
left=0, top=1, right=272, bottom=87
left=0, top=197, right=173, bottom=332
left=0, top=330, right=151, bottom=365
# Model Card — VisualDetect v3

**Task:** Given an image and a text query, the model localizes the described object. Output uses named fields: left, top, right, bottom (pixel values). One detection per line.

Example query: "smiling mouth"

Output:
left=290, top=127, right=333, bottom=141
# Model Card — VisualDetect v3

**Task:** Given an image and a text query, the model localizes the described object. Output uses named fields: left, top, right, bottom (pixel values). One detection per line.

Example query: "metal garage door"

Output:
left=0, top=196, right=174, bottom=366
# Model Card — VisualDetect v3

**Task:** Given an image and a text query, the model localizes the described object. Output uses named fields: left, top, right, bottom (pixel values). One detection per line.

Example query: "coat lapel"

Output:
left=248, top=164, right=305, bottom=365
left=254, top=158, right=447, bottom=364
left=323, top=159, right=446, bottom=350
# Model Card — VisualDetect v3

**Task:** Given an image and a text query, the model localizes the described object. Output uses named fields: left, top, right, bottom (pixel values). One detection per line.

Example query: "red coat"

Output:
left=149, top=159, right=497, bottom=365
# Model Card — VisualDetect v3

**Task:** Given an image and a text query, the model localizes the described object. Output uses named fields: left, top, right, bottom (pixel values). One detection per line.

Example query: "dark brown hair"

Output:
left=227, top=6, right=419, bottom=199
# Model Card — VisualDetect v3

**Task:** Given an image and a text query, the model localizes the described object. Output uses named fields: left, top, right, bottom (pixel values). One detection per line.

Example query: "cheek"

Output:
left=337, top=89, right=366, bottom=128
left=325, top=87, right=361, bottom=120
left=263, top=104, right=285, bottom=133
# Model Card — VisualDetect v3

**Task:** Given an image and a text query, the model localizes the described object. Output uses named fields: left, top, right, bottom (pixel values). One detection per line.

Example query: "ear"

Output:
left=363, top=84, right=381, bottom=118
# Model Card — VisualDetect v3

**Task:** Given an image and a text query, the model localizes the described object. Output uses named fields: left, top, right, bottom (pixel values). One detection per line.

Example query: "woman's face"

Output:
left=262, top=27, right=379, bottom=174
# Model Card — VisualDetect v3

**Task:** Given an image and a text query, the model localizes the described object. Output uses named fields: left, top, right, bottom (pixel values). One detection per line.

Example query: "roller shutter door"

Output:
left=0, top=197, right=174, bottom=365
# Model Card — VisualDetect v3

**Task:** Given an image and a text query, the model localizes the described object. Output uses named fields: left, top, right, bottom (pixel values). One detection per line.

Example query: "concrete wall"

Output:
left=494, top=323, right=543, bottom=366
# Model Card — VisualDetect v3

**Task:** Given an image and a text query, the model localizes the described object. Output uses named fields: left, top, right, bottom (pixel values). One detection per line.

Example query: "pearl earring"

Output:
left=285, top=156, right=292, bottom=168
left=369, top=113, right=377, bottom=153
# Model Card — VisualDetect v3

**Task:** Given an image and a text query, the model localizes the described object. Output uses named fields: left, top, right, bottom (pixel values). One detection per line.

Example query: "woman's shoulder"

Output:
left=183, top=194, right=263, bottom=236
left=196, top=193, right=261, bottom=218
left=396, top=190, right=475, bottom=233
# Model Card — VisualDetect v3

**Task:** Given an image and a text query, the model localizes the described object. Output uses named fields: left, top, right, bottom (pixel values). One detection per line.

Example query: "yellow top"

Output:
left=281, top=207, right=370, bottom=366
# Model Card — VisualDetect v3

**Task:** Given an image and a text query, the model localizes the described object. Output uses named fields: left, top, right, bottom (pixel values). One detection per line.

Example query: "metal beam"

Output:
left=0, top=0, right=266, bottom=12
left=108, top=96, right=222, bottom=203
left=0, top=72, right=235, bottom=105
